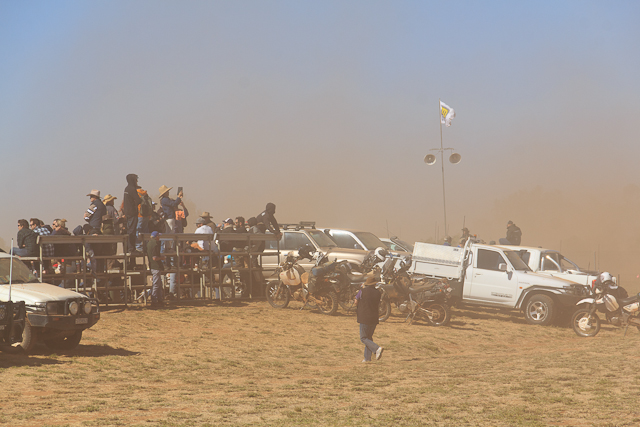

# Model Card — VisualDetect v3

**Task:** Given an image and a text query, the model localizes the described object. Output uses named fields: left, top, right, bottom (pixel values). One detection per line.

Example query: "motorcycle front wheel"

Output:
left=423, top=302, right=451, bottom=326
left=571, top=308, right=601, bottom=337
left=316, top=291, right=338, bottom=316
left=266, top=281, right=290, bottom=309
left=378, top=297, right=392, bottom=322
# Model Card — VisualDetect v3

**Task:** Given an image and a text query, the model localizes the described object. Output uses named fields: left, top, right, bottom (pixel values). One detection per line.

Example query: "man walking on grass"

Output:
left=356, top=275, right=384, bottom=362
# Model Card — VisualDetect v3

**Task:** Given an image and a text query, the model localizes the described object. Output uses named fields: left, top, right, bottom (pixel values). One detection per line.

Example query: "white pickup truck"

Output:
left=410, top=241, right=587, bottom=325
left=0, top=253, right=100, bottom=352
left=502, top=246, right=599, bottom=287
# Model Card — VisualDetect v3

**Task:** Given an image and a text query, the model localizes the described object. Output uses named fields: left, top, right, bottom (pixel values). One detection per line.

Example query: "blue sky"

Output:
left=1, top=1, right=640, bottom=268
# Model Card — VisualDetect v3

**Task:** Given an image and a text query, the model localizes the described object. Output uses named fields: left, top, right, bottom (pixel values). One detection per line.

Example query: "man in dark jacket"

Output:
left=499, top=220, right=522, bottom=245
left=15, top=219, right=37, bottom=257
left=256, top=202, right=281, bottom=239
left=356, top=275, right=384, bottom=362
left=123, top=174, right=142, bottom=253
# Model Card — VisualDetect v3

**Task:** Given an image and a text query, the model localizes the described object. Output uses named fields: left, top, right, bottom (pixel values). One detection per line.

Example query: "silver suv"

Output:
left=261, top=222, right=368, bottom=280
left=322, top=228, right=411, bottom=257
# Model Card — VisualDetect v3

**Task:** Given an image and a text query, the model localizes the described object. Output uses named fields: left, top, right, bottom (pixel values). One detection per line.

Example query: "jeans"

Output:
left=127, top=217, right=138, bottom=252
left=136, top=217, right=149, bottom=252
left=169, top=273, right=177, bottom=295
left=151, top=269, right=163, bottom=302
left=359, top=323, right=379, bottom=362
left=12, top=247, right=28, bottom=257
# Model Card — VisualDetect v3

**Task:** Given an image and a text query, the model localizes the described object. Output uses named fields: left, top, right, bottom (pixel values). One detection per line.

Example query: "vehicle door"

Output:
left=466, top=248, right=517, bottom=306
left=260, top=231, right=316, bottom=276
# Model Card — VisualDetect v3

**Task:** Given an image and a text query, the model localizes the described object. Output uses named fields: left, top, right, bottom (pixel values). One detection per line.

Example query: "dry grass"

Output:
left=2, top=301, right=640, bottom=426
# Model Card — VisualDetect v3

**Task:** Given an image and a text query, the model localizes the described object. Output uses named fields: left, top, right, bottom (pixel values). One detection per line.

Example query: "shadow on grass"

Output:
left=0, top=354, right=65, bottom=368
left=99, top=299, right=251, bottom=312
left=26, top=344, right=141, bottom=358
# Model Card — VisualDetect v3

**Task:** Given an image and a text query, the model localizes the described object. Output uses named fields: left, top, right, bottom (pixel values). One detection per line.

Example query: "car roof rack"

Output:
left=281, top=221, right=316, bottom=231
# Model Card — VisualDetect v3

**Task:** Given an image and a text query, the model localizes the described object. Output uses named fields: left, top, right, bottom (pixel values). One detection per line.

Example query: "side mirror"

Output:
left=498, top=263, right=507, bottom=271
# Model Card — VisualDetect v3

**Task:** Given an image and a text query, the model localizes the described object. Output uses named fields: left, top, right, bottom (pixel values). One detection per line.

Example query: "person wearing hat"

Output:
left=159, top=185, right=183, bottom=235
left=355, top=275, right=384, bottom=362
left=193, top=217, right=215, bottom=252
left=443, top=236, right=452, bottom=246
left=123, top=174, right=142, bottom=254
left=147, top=231, right=165, bottom=307
left=84, top=190, right=106, bottom=231
left=103, top=194, right=121, bottom=234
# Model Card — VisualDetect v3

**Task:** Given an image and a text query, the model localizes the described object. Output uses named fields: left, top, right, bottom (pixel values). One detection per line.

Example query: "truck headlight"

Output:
left=83, top=301, right=92, bottom=314
left=68, top=301, right=79, bottom=315
left=0, top=304, right=6, bottom=321
left=46, top=302, right=59, bottom=315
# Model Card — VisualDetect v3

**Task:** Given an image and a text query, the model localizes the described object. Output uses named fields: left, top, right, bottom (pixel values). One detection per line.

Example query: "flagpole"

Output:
left=439, top=99, right=448, bottom=236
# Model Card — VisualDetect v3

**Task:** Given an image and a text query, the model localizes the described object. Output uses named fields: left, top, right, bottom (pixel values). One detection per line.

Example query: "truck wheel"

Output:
left=11, top=320, right=37, bottom=353
left=43, top=330, right=83, bottom=351
left=524, top=294, right=555, bottom=326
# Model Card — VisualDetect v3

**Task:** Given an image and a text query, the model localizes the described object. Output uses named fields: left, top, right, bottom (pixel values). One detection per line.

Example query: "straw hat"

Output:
left=103, top=194, right=117, bottom=203
left=364, top=274, right=379, bottom=286
left=86, top=189, right=101, bottom=198
left=158, top=185, right=172, bottom=197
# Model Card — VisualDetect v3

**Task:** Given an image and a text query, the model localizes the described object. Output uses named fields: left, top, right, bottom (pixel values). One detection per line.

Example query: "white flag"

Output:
left=440, top=101, right=456, bottom=127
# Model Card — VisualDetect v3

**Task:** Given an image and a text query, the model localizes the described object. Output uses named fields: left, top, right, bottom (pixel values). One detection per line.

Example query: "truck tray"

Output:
left=411, top=242, right=464, bottom=279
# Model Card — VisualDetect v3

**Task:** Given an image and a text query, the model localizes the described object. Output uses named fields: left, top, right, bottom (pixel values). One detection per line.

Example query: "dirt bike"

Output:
left=266, top=248, right=339, bottom=315
left=377, top=254, right=452, bottom=326
left=571, top=279, right=640, bottom=337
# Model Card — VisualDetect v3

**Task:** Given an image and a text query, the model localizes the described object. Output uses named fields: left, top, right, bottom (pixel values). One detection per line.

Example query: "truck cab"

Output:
left=501, top=246, right=599, bottom=287
left=411, top=241, right=586, bottom=325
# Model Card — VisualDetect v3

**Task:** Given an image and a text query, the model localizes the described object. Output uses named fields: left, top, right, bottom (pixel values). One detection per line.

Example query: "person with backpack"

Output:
left=136, top=187, right=153, bottom=252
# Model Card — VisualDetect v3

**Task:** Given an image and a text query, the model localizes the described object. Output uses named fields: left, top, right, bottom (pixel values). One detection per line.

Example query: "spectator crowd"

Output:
left=11, top=173, right=282, bottom=305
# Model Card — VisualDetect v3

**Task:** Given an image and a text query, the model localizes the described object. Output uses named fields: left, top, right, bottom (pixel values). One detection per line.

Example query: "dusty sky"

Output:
left=2, top=1, right=640, bottom=287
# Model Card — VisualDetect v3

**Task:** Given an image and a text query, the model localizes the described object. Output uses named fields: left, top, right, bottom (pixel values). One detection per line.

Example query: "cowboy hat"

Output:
left=158, top=185, right=173, bottom=197
left=86, top=189, right=101, bottom=198
left=200, top=211, right=212, bottom=218
left=363, top=274, right=379, bottom=286
left=103, top=194, right=117, bottom=203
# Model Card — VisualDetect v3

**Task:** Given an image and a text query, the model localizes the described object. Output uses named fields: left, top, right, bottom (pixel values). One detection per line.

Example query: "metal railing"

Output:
left=33, top=233, right=280, bottom=306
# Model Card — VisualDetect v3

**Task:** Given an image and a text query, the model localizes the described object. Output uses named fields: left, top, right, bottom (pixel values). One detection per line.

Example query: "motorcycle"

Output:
left=266, top=245, right=340, bottom=315
left=571, top=274, right=640, bottom=337
left=334, top=248, right=384, bottom=313
left=377, top=254, right=453, bottom=326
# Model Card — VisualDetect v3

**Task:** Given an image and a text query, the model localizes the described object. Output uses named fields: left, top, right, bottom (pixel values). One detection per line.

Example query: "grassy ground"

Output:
left=1, top=300, right=640, bottom=427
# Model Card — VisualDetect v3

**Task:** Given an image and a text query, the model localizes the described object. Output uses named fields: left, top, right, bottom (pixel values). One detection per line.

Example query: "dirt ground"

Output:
left=2, top=300, right=640, bottom=427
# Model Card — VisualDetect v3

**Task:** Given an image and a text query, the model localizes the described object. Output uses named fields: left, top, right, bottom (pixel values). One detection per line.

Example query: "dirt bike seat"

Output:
left=620, top=294, right=640, bottom=306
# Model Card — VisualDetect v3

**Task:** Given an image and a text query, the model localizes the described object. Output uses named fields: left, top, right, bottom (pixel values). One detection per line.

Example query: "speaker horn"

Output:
left=424, top=154, right=437, bottom=165
left=449, top=153, right=461, bottom=164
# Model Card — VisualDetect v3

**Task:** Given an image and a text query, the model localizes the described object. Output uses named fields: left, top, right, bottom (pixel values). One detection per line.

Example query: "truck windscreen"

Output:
left=504, top=251, right=532, bottom=271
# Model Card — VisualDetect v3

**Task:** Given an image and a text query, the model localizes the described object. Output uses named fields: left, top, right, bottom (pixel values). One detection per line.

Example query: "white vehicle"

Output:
left=380, top=237, right=414, bottom=254
left=0, top=253, right=100, bottom=352
left=410, top=241, right=586, bottom=325
left=502, top=246, right=599, bottom=287
left=323, top=228, right=411, bottom=257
